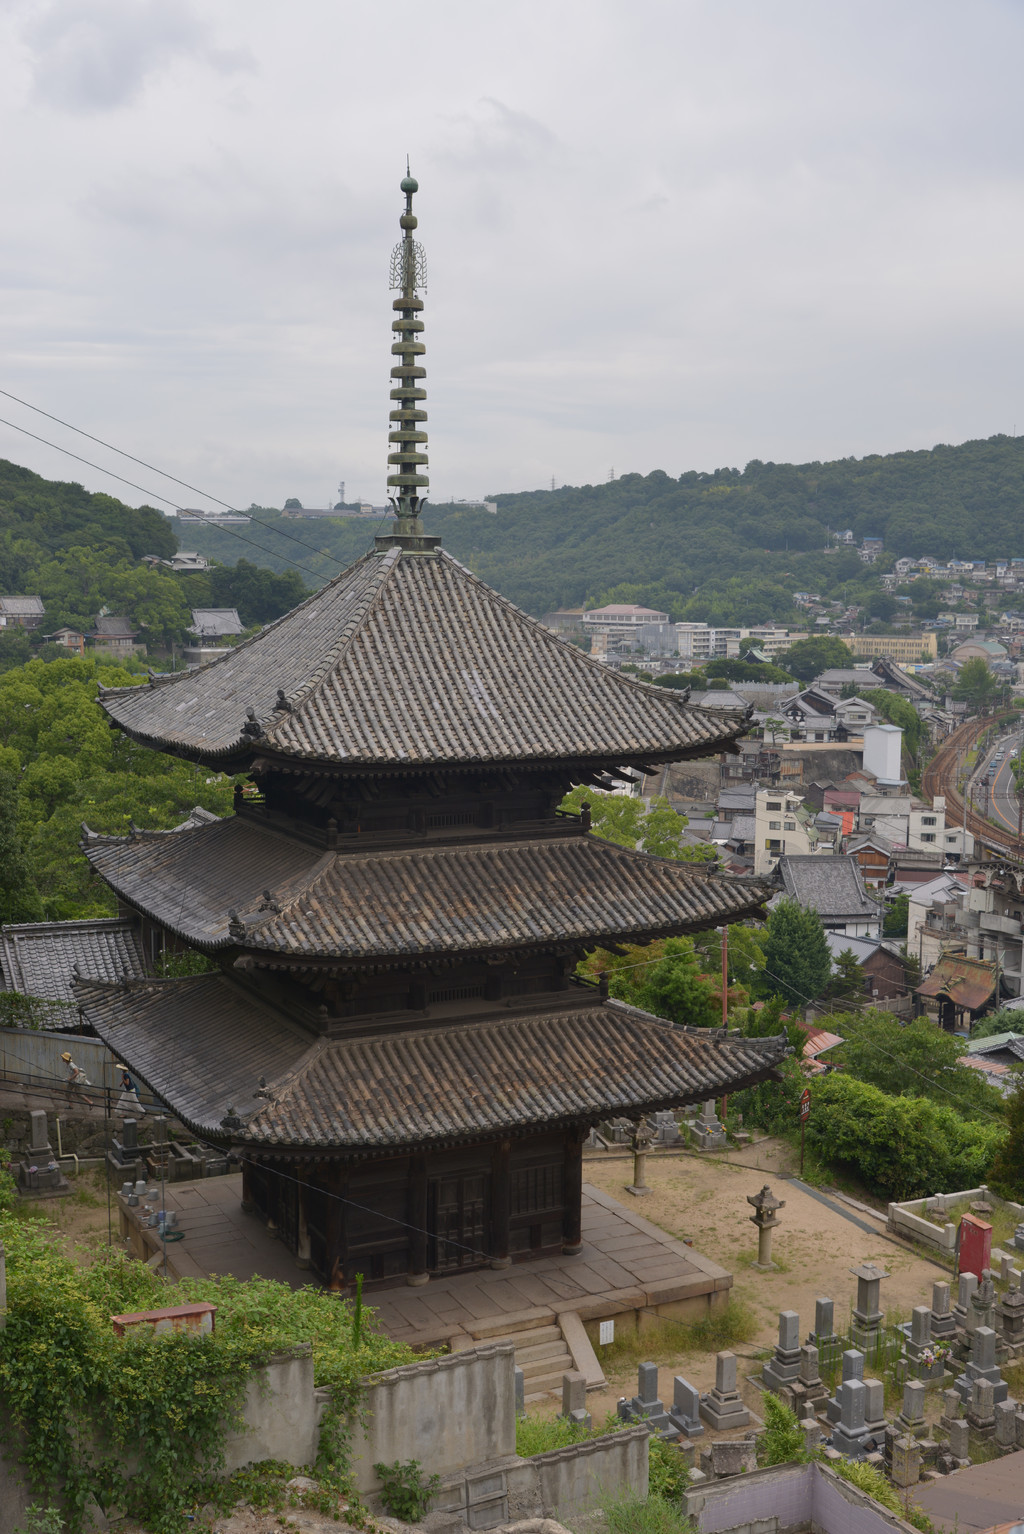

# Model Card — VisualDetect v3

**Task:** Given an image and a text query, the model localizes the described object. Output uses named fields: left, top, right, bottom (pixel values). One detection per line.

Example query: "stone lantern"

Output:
left=747, top=1183, right=785, bottom=1271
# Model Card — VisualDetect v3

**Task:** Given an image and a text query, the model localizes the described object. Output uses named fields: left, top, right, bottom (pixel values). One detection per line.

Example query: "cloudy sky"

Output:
left=0, top=0, right=1021, bottom=515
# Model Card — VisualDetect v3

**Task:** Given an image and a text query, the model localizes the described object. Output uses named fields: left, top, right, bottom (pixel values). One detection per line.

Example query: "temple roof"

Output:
left=0, top=917, right=146, bottom=1026
left=75, top=973, right=790, bottom=1150
left=83, top=815, right=770, bottom=961
left=97, top=546, right=747, bottom=773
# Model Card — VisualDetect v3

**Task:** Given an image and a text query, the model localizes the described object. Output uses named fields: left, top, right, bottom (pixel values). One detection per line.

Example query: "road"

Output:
left=976, top=739, right=1023, bottom=840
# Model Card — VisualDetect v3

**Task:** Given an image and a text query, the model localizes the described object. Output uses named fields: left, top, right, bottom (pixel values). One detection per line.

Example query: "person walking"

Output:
left=60, top=1050, right=94, bottom=1107
left=114, top=1063, right=144, bottom=1115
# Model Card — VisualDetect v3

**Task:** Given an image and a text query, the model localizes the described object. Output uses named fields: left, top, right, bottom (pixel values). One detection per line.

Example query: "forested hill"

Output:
left=0, top=459, right=307, bottom=646
left=172, top=432, right=1024, bottom=622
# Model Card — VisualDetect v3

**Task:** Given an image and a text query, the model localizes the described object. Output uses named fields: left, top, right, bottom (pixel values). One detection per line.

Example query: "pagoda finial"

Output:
left=386, top=167, right=429, bottom=530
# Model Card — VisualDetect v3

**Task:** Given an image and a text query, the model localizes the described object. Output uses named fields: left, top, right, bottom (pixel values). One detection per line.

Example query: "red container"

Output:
left=959, top=1213, right=992, bottom=1280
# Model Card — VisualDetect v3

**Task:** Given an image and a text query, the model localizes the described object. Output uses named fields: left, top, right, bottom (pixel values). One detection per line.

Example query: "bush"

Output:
left=603, top=1492, right=694, bottom=1534
left=757, top=1394, right=810, bottom=1466
left=831, top=1458, right=933, bottom=1531
left=647, top=1435, right=690, bottom=1500
left=373, top=1459, right=440, bottom=1521
left=805, top=1074, right=1005, bottom=1199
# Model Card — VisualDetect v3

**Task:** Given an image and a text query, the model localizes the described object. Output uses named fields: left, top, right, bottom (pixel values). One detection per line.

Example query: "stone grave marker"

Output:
left=667, top=1377, right=703, bottom=1439
left=832, top=1377, right=871, bottom=1459
left=896, top=1380, right=927, bottom=1439
left=930, top=1281, right=956, bottom=1341
left=762, top=1310, right=801, bottom=1395
left=699, top=1352, right=750, bottom=1431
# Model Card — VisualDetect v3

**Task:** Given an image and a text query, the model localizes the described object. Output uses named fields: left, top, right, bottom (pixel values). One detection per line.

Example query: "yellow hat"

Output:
left=61, top=1052, right=72, bottom=1061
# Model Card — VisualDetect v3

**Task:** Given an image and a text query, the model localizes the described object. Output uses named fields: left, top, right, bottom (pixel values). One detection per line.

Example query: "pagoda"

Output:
left=76, top=174, right=788, bottom=1289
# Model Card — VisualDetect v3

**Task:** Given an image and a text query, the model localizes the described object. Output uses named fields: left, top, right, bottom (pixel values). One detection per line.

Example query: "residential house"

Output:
left=846, top=832, right=894, bottom=889
left=44, top=627, right=86, bottom=656
left=91, top=615, right=144, bottom=657
left=0, top=595, right=45, bottom=630
left=753, top=788, right=831, bottom=877
left=774, top=854, right=882, bottom=939
left=823, top=931, right=913, bottom=1006
left=189, top=608, right=245, bottom=640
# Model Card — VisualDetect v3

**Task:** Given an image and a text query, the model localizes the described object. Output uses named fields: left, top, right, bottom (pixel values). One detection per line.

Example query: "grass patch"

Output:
left=1004, top=1360, right=1024, bottom=1398
left=941, top=1196, right=1018, bottom=1251
left=516, top=1415, right=602, bottom=1457
left=597, top=1303, right=756, bottom=1371
left=601, top=1492, right=694, bottom=1534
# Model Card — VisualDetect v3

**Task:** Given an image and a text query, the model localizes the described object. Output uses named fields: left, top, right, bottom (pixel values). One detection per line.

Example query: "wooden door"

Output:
left=429, top=1172, right=488, bottom=1272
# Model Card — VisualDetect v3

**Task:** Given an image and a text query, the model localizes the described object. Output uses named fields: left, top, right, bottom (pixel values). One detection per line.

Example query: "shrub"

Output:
left=603, top=1491, right=694, bottom=1534
left=830, top=1458, right=933, bottom=1532
left=757, top=1394, right=810, bottom=1466
left=373, top=1459, right=440, bottom=1521
left=647, top=1435, right=690, bottom=1501
left=804, top=1074, right=1005, bottom=1200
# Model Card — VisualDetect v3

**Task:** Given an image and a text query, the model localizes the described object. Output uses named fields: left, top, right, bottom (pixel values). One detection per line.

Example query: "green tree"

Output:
left=704, top=658, right=795, bottom=683
left=559, top=786, right=715, bottom=863
left=692, top=924, right=768, bottom=994
left=970, top=1009, right=1024, bottom=1042
left=830, top=1010, right=1002, bottom=1119
left=952, top=656, right=1000, bottom=711
left=827, top=948, right=864, bottom=1001
left=761, top=899, right=832, bottom=1005
left=988, top=1073, right=1024, bottom=1198
left=651, top=672, right=706, bottom=690
left=883, top=892, right=909, bottom=937
left=779, top=636, right=855, bottom=682
left=0, top=770, right=43, bottom=923
left=589, top=937, right=725, bottom=1028
left=856, top=689, right=925, bottom=762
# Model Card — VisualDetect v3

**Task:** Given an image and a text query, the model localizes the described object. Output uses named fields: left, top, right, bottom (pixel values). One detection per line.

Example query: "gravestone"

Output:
left=896, top=1380, right=928, bottom=1439
left=891, top=1434, right=922, bottom=1490
left=667, top=1377, right=703, bottom=1439
left=762, top=1311, right=802, bottom=1394
left=813, top=1296, right=837, bottom=1346
left=939, top=1388, right=961, bottom=1432
left=994, top=1399, right=1017, bottom=1452
left=969, top=1270, right=997, bottom=1335
left=998, top=1281, right=1024, bottom=1349
left=649, top=1110, right=679, bottom=1145
left=906, top=1304, right=944, bottom=1381
left=17, top=1110, right=67, bottom=1195
left=692, top=1099, right=727, bottom=1152
left=1013, top=1221, right=1024, bottom=1254
left=966, top=1378, right=996, bottom=1438
left=108, top=1116, right=146, bottom=1184
left=850, top=1263, right=888, bottom=1350
left=863, top=1378, right=886, bottom=1444
left=955, top=1326, right=1008, bottom=1408
left=930, top=1281, right=956, bottom=1341
left=708, top=1441, right=756, bottom=1478
left=618, top=1362, right=671, bottom=1436
left=954, top=1272, right=978, bottom=1328
left=947, top=1418, right=970, bottom=1466
left=789, top=1344, right=828, bottom=1416
left=561, top=1371, right=591, bottom=1431
left=699, top=1352, right=750, bottom=1431
left=825, top=1349, right=864, bottom=1425
left=832, top=1377, right=871, bottom=1459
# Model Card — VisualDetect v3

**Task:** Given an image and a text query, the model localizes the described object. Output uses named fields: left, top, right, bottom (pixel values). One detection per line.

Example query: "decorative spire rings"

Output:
left=387, top=170, right=429, bottom=523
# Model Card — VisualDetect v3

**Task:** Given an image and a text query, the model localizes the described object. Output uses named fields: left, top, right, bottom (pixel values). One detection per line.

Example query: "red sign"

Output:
left=799, top=1089, right=811, bottom=1122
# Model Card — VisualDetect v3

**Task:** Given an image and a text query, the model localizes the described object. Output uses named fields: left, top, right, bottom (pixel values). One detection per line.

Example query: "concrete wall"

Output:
left=534, top=1426, right=649, bottom=1518
left=685, top=1461, right=920, bottom=1534
left=350, top=1343, right=517, bottom=1497
left=887, top=1187, right=1024, bottom=1255
left=222, top=1345, right=322, bottom=1475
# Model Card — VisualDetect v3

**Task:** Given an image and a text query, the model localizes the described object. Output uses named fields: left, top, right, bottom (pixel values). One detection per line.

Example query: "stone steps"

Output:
left=467, top=1314, right=574, bottom=1401
left=519, top=1343, right=576, bottom=1378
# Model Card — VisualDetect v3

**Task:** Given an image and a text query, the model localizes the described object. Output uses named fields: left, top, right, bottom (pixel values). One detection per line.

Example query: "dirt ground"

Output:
left=562, top=1140, right=950, bottom=1425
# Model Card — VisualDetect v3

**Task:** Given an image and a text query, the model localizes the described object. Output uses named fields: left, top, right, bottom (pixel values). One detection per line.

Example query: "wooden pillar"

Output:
left=296, top=1168, right=311, bottom=1270
left=240, top=1158, right=255, bottom=1214
left=408, top=1154, right=429, bottom=1286
left=562, top=1129, right=585, bottom=1255
left=327, top=1161, right=348, bottom=1292
left=490, top=1139, right=511, bottom=1269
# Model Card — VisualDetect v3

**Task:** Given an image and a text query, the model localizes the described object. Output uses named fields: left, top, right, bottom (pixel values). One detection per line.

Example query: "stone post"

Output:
left=930, top=1280, right=956, bottom=1341
left=626, top=1119, right=653, bottom=1197
left=762, top=1310, right=802, bottom=1394
left=560, top=1371, right=591, bottom=1430
left=813, top=1296, right=836, bottom=1345
left=514, top=1366, right=525, bottom=1417
left=891, top=1435, right=922, bottom=1489
left=849, top=1262, right=887, bottom=1350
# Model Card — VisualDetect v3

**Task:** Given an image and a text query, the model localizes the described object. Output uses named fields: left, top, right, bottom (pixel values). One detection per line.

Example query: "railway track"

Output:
left=921, top=709, right=1023, bottom=860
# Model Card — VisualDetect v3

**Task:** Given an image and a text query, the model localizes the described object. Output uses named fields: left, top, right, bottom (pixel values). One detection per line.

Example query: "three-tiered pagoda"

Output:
left=77, top=175, right=787, bottom=1289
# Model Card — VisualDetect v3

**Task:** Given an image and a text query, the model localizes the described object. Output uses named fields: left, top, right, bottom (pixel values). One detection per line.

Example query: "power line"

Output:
left=0, top=385, right=348, bottom=569
left=0, top=407, right=333, bottom=586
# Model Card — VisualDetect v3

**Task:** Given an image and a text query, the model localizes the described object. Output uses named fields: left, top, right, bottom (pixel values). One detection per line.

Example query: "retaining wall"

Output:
left=685, top=1460, right=919, bottom=1534
left=887, top=1185, right=1024, bottom=1255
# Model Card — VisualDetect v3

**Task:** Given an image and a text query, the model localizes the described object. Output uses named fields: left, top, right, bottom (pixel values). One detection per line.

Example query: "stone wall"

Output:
left=887, top=1186, right=1024, bottom=1256
left=685, top=1460, right=920, bottom=1534
left=222, top=1345, right=324, bottom=1474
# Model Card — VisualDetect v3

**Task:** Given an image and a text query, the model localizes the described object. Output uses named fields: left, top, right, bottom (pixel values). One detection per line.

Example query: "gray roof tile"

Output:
left=0, top=918, right=146, bottom=1025
left=777, top=854, right=880, bottom=919
left=99, top=548, right=747, bottom=771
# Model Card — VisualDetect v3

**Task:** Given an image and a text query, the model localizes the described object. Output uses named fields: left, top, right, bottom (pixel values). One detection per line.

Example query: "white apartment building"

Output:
left=753, top=787, right=826, bottom=877
left=675, top=623, right=808, bottom=663
left=583, top=603, right=669, bottom=634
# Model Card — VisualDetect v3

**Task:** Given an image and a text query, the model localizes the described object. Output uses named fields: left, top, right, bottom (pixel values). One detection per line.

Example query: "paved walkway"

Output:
left=120, top=1177, right=731, bottom=1344
left=372, top=1183, right=731, bottom=1348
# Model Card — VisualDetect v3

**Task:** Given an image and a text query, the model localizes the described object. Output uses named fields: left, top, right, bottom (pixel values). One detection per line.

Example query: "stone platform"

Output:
left=119, top=1177, right=731, bottom=1347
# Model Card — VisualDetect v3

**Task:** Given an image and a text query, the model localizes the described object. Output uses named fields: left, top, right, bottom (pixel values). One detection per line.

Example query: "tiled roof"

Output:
left=776, top=855, right=880, bottom=920
left=0, top=595, right=45, bottom=615
left=0, top=918, right=146, bottom=1025
left=75, top=974, right=790, bottom=1149
left=98, top=548, right=746, bottom=771
left=916, top=955, right=997, bottom=1012
left=190, top=609, right=244, bottom=637
left=83, top=816, right=770, bottom=959
left=94, top=615, right=136, bottom=638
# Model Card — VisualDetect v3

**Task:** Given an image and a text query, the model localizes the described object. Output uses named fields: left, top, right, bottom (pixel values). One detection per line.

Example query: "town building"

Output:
left=74, top=175, right=787, bottom=1290
left=0, top=595, right=45, bottom=629
left=849, top=633, right=938, bottom=663
left=91, top=615, right=144, bottom=657
left=44, top=627, right=86, bottom=655
left=774, top=854, right=882, bottom=939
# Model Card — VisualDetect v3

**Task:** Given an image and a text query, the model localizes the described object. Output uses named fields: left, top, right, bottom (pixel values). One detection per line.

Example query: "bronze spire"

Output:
left=378, top=167, right=439, bottom=552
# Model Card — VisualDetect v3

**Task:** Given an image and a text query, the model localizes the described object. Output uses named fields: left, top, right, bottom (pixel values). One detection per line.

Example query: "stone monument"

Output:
left=699, top=1352, right=750, bottom=1431
left=762, top=1311, right=802, bottom=1395
left=17, top=1109, right=68, bottom=1197
left=849, top=1262, right=888, bottom=1351
left=692, top=1099, right=727, bottom=1152
left=930, top=1280, right=956, bottom=1341
left=747, top=1184, right=785, bottom=1272
left=667, top=1376, right=703, bottom=1439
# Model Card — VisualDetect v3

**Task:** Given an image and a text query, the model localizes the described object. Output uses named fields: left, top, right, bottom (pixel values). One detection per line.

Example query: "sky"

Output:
left=0, top=0, right=1022, bottom=514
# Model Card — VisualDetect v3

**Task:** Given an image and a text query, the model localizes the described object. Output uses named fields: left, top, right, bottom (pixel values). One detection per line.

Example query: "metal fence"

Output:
left=0, top=1028, right=161, bottom=1108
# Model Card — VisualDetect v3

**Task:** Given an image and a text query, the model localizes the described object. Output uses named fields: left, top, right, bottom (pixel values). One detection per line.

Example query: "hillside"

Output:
left=0, top=460, right=307, bottom=650
left=172, top=432, right=1024, bottom=619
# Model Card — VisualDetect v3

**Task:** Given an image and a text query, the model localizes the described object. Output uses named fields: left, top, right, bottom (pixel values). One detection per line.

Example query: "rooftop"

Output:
left=99, top=548, right=746, bottom=774
left=83, top=817, right=770, bottom=960
left=0, top=917, right=146, bottom=1017
left=776, top=854, right=880, bottom=919
left=76, top=975, right=789, bottom=1151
